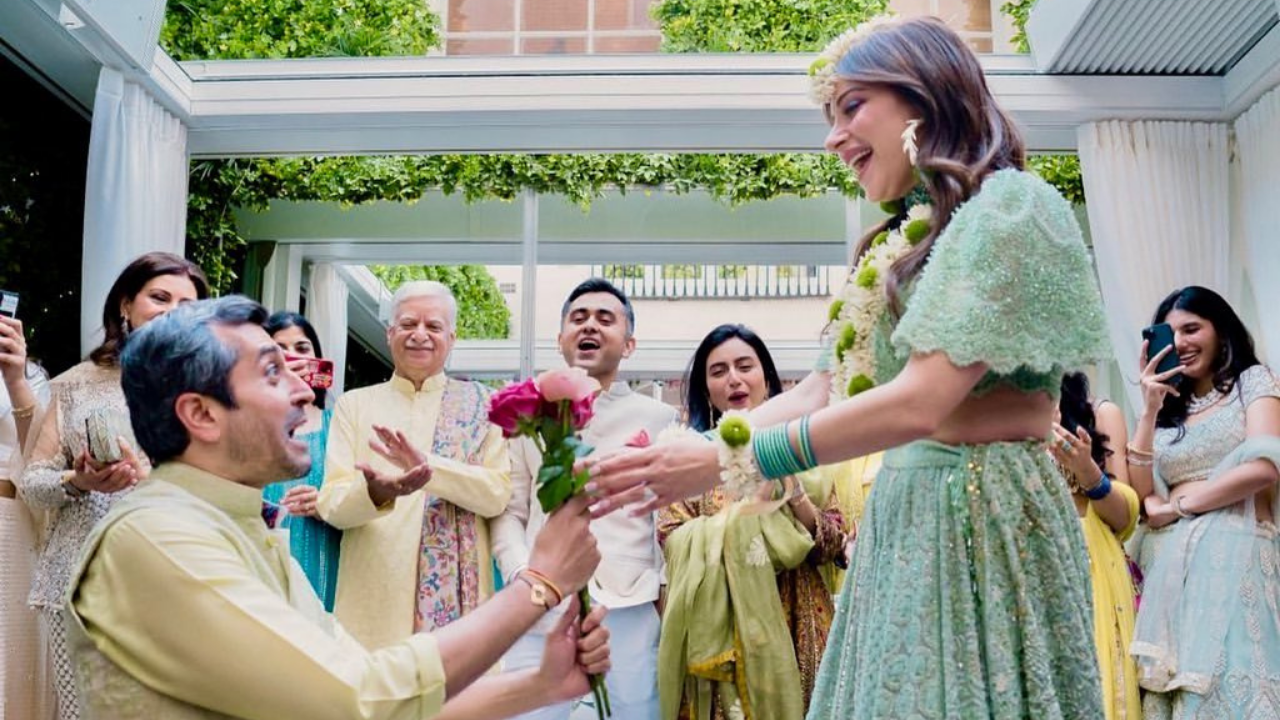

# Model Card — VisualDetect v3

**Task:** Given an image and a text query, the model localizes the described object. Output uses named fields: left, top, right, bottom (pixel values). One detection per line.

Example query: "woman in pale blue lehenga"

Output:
left=262, top=311, right=342, bottom=610
left=586, top=16, right=1109, bottom=719
left=1126, top=286, right=1280, bottom=719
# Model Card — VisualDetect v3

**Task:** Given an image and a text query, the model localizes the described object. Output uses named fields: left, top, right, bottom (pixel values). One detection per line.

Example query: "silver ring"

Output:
left=1059, top=439, right=1073, bottom=453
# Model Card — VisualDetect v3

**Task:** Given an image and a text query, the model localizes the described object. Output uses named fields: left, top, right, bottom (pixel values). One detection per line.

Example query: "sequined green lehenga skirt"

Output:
left=806, top=440, right=1104, bottom=720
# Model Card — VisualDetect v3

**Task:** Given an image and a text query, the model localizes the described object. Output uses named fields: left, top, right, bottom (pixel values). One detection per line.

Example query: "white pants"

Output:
left=503, top=602, right=660, bottom=720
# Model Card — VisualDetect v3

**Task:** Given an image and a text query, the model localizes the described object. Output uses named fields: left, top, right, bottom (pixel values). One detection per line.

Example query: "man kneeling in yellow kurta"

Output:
left=64, top=296, right=609, bottom=720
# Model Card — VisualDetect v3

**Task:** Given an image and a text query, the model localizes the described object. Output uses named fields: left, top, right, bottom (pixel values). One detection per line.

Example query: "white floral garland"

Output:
left=807, top=14, right=901, bottom=106
left=827, top=202, right=932, bottom=404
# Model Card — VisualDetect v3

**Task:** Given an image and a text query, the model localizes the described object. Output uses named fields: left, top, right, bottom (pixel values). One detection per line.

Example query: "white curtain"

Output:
left=1233, top=87, right=1280, bottom=364
left=1077, top=120, right=1231, bottom=412
left=80, top=67, right=189, bottom=355
left=308, top=264, right=349, bottom=398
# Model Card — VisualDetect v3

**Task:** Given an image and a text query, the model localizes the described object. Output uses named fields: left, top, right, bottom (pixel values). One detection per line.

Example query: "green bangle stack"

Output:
left=752, top=420, right=817, bottom=480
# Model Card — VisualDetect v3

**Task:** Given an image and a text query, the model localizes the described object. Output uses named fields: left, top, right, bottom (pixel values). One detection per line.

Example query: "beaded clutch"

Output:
left=85, top=408, right=134, bottom=464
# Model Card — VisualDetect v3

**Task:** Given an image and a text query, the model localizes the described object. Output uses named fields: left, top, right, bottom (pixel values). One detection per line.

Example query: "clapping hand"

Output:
left=359, top=425, right=432, bottom=507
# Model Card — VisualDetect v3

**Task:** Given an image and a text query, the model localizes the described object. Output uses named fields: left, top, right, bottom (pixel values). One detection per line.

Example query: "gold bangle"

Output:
left=521, top=568, right=564, bottom=607
left=10, top=402, right=36, bottom=419
left=1125, top=443, right=1154, bottom=458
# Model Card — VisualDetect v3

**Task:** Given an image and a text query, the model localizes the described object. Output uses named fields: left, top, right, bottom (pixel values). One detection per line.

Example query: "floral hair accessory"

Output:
left=902, top=118, right=922, bottom=166
left=807, top=14, right=900, bottom=106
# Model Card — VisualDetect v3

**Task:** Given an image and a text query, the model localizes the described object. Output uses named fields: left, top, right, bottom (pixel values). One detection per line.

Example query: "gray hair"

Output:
left=120, top=296, right=269, bottom=464
left=389, top=280, right=457, bottom=331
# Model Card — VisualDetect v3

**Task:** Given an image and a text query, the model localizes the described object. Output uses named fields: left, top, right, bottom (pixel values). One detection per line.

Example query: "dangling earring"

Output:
left=708, top=398, right=718, bottom=428
left=121, top=315, right=132, bottom=336
left=901, top=118, right=922, bottom=166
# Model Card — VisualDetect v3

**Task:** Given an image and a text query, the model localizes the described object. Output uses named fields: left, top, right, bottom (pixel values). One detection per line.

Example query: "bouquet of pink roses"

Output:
left=488, top=367, right=610, bottom=717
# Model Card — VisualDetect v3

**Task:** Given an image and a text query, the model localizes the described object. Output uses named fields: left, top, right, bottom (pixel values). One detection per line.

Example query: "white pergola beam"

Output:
left=279, top=241, right=847, bottom=266
left=174, top=54, right=1228, bottom=156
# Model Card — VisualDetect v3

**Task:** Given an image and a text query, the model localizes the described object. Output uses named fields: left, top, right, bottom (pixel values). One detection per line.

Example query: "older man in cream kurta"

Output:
left=319, top=282, right=511, bottom=651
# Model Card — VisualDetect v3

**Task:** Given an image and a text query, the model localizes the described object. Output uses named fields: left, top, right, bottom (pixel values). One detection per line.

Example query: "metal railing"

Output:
left=589, top=264, right=829, bottom=299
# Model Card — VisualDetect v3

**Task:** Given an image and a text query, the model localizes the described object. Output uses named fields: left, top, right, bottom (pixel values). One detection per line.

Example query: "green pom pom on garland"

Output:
left=718, top=416, right=752, bottom=448
left=855, top=264, right=878, bottom=289
left=904, top=219, right=929, bottom=244
left=847, top=373, right=874, bottom=397
left=828, top=299, right=844, bottom=322
left=835, top=323, right=857, bottom=360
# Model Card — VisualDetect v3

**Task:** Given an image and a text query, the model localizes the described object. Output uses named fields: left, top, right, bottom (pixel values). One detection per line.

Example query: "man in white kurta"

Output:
left=493, top=279, right=676, bottom=719
left=319, top=282, right=511, bottom=651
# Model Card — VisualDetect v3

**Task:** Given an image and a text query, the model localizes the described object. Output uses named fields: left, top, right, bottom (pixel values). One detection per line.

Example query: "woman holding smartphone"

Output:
left=1128, top=286, right=1280, bottom=719
left=20, top=252, right=207, bottom=720
left=1, top=311, right=51, bottom=720
left=263, top=311, right=341, bottom=611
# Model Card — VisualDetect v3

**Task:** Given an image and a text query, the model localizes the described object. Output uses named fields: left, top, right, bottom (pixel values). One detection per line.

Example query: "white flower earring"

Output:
left=901, top=119, right=922, bottom=166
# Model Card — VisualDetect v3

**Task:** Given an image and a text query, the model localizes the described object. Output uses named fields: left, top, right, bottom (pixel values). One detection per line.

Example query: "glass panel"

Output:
left=446, top=37, right=517, bottom=55
left=162, top=0, right=1001, bottom=59
left=595, top=0, right=659, bottom=31
left=521, top=0, right=590, bottom=31
left=521, top=36, right=588, bottom=54
left=593, top=36, right=662, bottom=53
left=450, top=0, right=517, bottom=32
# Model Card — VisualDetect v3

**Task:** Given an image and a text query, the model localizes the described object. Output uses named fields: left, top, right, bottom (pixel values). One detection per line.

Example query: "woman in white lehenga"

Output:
left=1128, top=286, right=1280, bottom=719
left=1, top=313, right=51, bottom=720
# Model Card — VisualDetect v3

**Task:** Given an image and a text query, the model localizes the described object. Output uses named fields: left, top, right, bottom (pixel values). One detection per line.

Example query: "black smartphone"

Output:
left=0, top=290, right=17, bottom=318
left=1142, top=322, right=1182, bottom=384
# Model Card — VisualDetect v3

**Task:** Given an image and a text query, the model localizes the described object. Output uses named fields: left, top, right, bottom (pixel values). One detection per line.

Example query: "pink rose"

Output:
left=568, top=394, right=595, bottom=431
left=488, top=378, right=543, bottom=438
left=536, top=367, right=601, bottom=403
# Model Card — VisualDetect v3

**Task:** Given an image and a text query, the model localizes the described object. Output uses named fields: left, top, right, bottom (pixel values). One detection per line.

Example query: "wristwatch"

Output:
left=516, top=572, right=556, bottom=610
left=62, top=471, right=87, bottom=500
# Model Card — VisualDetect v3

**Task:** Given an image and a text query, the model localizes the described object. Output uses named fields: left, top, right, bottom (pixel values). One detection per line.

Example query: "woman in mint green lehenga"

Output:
left=1125, top=286, right=1280, bottom=719
left=586, top=16, right=1109, bottom=719
left=262, top=312, right=342, bottom=610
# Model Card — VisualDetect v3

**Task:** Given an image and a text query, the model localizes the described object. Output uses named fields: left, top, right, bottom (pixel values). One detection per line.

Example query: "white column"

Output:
left=80, top=67, right=188, bottom=355
left=307, top=263, right=350, bottom=397
left=519, top=190, right=539, bottom=379
left=262, top=244, right=304, bottom=314
left=1233, top=87, right=1280, bottom=363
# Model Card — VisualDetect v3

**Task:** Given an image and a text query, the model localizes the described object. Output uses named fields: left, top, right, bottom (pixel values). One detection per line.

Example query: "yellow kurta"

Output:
left=318, top=373, right=511, bottom=650
left=1080, top=482, right=1141, bottom=720
left=66, top=463, right=447, bottom=720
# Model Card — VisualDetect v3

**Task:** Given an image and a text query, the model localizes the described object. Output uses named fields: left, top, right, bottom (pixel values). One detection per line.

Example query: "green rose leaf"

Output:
left=537, top=480, right=574, bottom=513
left=537, top=464, right=565, bottom=485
